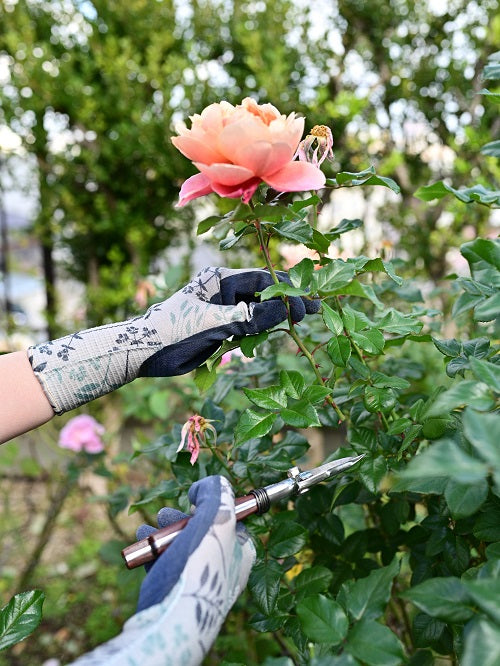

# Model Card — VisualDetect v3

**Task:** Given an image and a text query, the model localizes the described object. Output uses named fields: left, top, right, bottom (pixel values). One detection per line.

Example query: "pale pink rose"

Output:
left=58, top=415, right=105, bottom=454
left=172, top=98, right=326, bottom=206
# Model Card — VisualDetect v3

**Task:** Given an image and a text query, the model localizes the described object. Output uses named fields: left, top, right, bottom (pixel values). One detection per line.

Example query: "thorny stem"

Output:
left=252, top=218, right=346, bottom=422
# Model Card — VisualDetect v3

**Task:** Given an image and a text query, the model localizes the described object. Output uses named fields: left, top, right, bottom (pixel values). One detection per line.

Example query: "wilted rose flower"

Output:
left=296, top=125, right=334, bottom=167
left=171, top=98, right=326, bottom=206
left=177, top=414, right=217, bottom=465
left=58, top=415, right=105, bottom=454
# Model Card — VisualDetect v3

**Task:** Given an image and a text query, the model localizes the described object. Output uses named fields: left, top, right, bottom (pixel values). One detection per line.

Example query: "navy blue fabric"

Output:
left=136, top=476, right=223, bottom=612
left=139, top=271, right=320, bottom=378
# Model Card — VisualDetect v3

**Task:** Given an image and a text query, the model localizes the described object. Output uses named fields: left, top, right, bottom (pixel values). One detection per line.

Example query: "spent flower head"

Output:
left=177, top=414, right=217, bottom=465
left=296, top=125, right=334, bottom=167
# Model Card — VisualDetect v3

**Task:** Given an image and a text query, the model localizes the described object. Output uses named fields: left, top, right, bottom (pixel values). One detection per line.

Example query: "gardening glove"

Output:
left=28, top=266, right=320, bottom=414
left=69, top=475, right=256, bottom=666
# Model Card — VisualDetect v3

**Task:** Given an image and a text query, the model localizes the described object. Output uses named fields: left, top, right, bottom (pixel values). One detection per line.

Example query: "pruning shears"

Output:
left=121, top=454, right=364, bottom=569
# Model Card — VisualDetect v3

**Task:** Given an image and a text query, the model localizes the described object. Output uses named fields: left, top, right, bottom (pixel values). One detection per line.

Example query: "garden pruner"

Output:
left=122, top=454, right=365, bottom=569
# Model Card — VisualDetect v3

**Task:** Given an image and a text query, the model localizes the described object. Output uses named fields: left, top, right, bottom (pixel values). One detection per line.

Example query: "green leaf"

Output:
left=432, top=337, right=462, bottom=357
left=279, top=370, right=305, bottom=399
left=334, top=280, right=384, bottom=308
left=425, top=380, right=495, bottom=417
left=322, top=301, right=344, bottom=335
left=294, top=566, right=334, bottom=601
left=194, top=364, right=218, bottom=392
left=325, top=217, right=363, bottom=240
left=394, top=439, right=488, bottom=486
left=377, top=309, right=423, bottom=335
left=281, top=400, right=320, bottom=427
left=345, top=619, right=405, bottom=666
left=387, top=418, right=412, bottom=435
left=243, top=386, right=288, bottom=410
left=356, top=257, right=403, bottom=285
left=371, top=372, right=410, bottom=390
left=327, top=336, right=351, bottom=367
left=268, top=521, right=308, bottom=558
left=289, top=258, right=315, bottom=289
left=0, top=590, right=45, bottom=652
left=234, top=410, right=277, bottom=445
left=302, top=385, right=332, bottom=405
left=461, top=238, right=500, bottom=273
left=462, top=618, right=500, bottom=666
left=474, top=292, right=500, bottom=321
left=312, top=260, right=356, bottom=294
left=333, top=167, right=401, bottom=194
left=346, top=558, right=400, bottom=621
left=296, top=594, right=348, bottom=645
left=239, top=331, right=268, bottom=357
left=412, top=614, right=453, bottom=654
left=197, top=214, right=224, bottom=235
left=359, top=456, right=388, bottom=494
left=274, top=218, right=314, bottom=244
left=401, top=577, right=474, bottom=623
left=415, top=181, right=500, bottom=207
left=364, top=386, right=396, bottom=414
left=473, top=503, right=500, bottom=541
left=445, top=478, right=489, bottom=518
left=248, top=560, right=282, bottom=615
left=129, top=479, right=179, bottom=511
left=463, top=408, right=500, bottom=471
left=462, top=579, right=500, bottom=623
left=258, top=282, right=307, bottom=301
left=351, top=329, right=385, bottom=354
left=481, top=139, right=500, bottom=157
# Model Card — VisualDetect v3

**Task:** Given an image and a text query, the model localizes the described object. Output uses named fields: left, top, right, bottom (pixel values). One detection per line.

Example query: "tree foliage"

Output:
left=0, top=0, right=499, bottom=323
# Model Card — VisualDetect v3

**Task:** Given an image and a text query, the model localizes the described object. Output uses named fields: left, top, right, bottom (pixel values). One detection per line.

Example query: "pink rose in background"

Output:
left=172, top=97, right=326, bottom=206
left=220, top=348, right=245, bottom=366
left=58, top=415, right=105, bottom=454
left=279, top=243, right=320, bottom=270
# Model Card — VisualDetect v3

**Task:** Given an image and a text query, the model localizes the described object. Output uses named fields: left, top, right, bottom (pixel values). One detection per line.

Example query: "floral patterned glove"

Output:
left=28, top=266, right=319, bottom=414
left=68, top=476, right=256, bottom=666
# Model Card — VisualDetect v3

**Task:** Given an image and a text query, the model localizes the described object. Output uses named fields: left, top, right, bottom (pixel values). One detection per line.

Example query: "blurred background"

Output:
left=0, top=0, right=498, bottom=663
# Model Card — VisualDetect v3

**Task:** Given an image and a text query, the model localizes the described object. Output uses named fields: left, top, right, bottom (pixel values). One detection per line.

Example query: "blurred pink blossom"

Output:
left=279, top=243, right=320, bottom=270
left=177, top=415, right=217, bottom=465
left=220, top=348, right=245, bottom=366
left=58, top=415, right=105, bottom=454
left=171, top=98, right=325, bottom=206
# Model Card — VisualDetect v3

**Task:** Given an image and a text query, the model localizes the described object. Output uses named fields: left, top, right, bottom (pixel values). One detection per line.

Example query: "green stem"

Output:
left=206, top=439, right=236, bottom=482
left=252, top=218, right=345, bottom=422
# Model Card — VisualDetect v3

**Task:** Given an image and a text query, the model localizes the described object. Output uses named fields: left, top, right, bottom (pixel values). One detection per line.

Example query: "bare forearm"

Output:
left=0, top=351, right=54, bottom=443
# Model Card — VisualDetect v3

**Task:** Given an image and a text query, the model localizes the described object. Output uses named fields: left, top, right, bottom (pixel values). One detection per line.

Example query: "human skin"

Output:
left=0, top=351, right=54, bottom=443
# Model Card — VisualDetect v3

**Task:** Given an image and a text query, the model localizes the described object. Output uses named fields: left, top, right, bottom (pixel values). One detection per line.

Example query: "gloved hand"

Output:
left=69, top=476, right=256, bottom=666
left=28, top=266, right=319, bottom=414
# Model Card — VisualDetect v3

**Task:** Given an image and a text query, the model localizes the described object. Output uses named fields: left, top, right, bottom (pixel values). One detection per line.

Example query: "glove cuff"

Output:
left=28, top=317, right=162, bottom=414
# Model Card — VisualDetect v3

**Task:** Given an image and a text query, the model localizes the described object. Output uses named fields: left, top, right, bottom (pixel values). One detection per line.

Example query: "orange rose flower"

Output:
left=172, top=98, right=326, bottom=206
